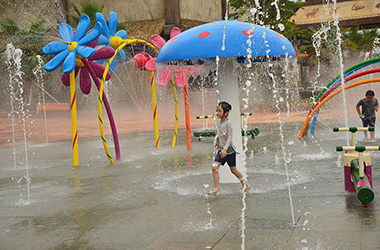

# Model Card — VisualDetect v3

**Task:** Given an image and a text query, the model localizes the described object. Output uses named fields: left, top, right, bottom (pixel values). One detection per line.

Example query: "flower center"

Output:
left=68, top=42, right=78, bottom=51
left=75, top=58, right=85, bottom=68
left=109, top=36, right=123, bottom=48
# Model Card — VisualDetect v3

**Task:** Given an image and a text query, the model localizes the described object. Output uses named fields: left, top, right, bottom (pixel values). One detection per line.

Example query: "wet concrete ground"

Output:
left=1, top=120, right=380, bottom=250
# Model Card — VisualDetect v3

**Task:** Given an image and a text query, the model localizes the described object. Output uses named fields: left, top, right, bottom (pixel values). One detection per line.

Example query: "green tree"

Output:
left=0, top=17, right=53, bottom=75
left=70, top=1, right=104, bottom=27
left=0, top=17, right=61, bottom=106
left=229, top=0, right=304, bottom=41
left=341, top=26, right=379, bottom=58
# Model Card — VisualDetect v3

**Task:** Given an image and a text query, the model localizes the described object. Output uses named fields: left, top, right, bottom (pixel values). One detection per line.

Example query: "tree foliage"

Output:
left=229, top=0, right=304, bottom=41
left=0, top=17, right=53, bottom=75
left=341, top=26, right=379, bottom=57
left=70, top=1, right=105, bottom=27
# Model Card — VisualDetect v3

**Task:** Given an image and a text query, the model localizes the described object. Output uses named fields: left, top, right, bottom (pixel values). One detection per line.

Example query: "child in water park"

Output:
left=206, top=101, right=251, bottom=196
left=356, top=90, right=379, bottom=142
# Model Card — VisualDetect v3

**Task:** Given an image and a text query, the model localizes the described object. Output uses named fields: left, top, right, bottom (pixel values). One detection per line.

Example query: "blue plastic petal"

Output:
left=62, top=51, right=77, bottom=74
left=110, top=58, right=117, bottom=72
left=115, top=30, right=127, bottom=39
left=108, top=12, right=118, bottom=35
left=96, top=13, right=111, bottom=38
left=42, top=42, right=68, bottom=55
left=76, top=45, right=95, bottom=59
left=59, top=23, right=73, bottom=43
left=117, top=49, right=126, bottom=62
left=43, top=49, right=70, bottom=72
left=74, top=15, right=91, bottom=42
left=96, top=59, right=105, bottom=65
left=78, top=22, right=102, bottom=46
left=97, top=35, right=109, bottom=46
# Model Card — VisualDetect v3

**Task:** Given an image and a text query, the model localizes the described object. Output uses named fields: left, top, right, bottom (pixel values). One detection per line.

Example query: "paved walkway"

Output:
left=1, top=118, right=379, bottom=249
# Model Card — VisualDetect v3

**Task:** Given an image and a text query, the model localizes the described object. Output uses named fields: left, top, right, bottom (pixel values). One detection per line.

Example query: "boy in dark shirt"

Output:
left=356, top=90, right=379, bottom=141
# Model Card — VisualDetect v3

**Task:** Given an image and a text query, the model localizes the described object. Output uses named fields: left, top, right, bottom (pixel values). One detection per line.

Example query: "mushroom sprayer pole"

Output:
left=335, top=127, right=377, bottom=206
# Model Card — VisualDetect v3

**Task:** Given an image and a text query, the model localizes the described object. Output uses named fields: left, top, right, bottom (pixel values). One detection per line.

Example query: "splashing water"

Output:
left=6, top=44, right=17, bottom=169
left=269, top=57, right=295, bottom=225
left=33, top=55, right=48, bottom=143
left=6, top=43, right=31, bottom=201
left=221, top=0, right=229, bottom=51
left=331, top=0, right=349, bottom=145
left=239, top=22, right=257, bottom=250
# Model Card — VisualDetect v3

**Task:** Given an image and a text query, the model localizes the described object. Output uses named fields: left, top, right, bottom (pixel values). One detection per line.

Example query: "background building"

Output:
left=291, top=0, right=380, bottom=29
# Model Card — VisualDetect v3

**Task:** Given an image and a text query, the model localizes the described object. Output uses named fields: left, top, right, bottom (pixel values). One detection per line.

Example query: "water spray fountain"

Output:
left=3, top=2, right=380, bottom=248
left=155, top=20, right=296, bottom=184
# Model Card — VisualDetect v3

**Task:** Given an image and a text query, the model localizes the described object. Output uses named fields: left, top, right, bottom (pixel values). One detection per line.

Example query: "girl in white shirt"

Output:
left=206, top=101, right=251, bottom=196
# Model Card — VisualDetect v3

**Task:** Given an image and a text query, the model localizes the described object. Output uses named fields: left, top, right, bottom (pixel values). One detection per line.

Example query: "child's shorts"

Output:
left=363, top=117, right=376, bottom=127
left=214, top=150, right=236, bottom=167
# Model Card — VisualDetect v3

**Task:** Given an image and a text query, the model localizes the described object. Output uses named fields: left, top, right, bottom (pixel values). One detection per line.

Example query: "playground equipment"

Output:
left=156, top=20, right=295, bottom=182
left=298, top=77, right=380, bottom=140
left=133, top=27, right=186, bottom=150
left=334, top=127, right=377, bottom=206
left=42, top=11, right=181, bottom=165
left=42, top=15, right=113, bottom=166
left=298, top=57, right=380, bottom=139
left=193, top=113, right=260, bottom=139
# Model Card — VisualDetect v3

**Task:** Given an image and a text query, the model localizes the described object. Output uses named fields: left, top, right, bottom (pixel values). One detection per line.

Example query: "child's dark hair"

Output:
left=366, top=90, right=375, bottom=96
left=218, top=101, right=232, bottom=115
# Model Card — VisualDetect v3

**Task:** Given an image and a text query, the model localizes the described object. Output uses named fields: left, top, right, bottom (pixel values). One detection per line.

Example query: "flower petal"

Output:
left=157, top=66, right=172, bottom=86
left=145, top=58, right=157, bottom=71
left=43, top=49, right=70, bottom=72
left=132, top=52, right=149, bottom=70
left=62, top=51, right=77, bottom=74
left=77, top=45, right=96, bottom=59
left=78, top=21, right=102, bottom=46
left=96, top=13, right=111, bottom=38
left=151, top=34, right=166, bottom=50
left=90, top=61, right=112, bottom=80
left=61, top=73, right=70, bottom=87
left=61, top=68, right=79, bottom=86
left=97, top=35, right=109, bottom=45
left=115, top=30, right=127, bottom=39
left=59, top=23, right=74, bottom=43
left=85, top=37, right=99, bottom=48
left=74, top=15, right=91, bottom=42
left=109, top=59, right=117, bottom=72
left=90, top=46, right=115, bottom=61
left=117, top=49, right=126, bottom=62
left=108, top=11, right=118, bottom=35
left=96, top=59, right=105, bottom=66
left=175, top=69, right=187, bottom=88
left=80, top=67, right=91, bottom=94
left=42, top=42, right=68, bottom=55
left=170, top=27, right=181, bottom=39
